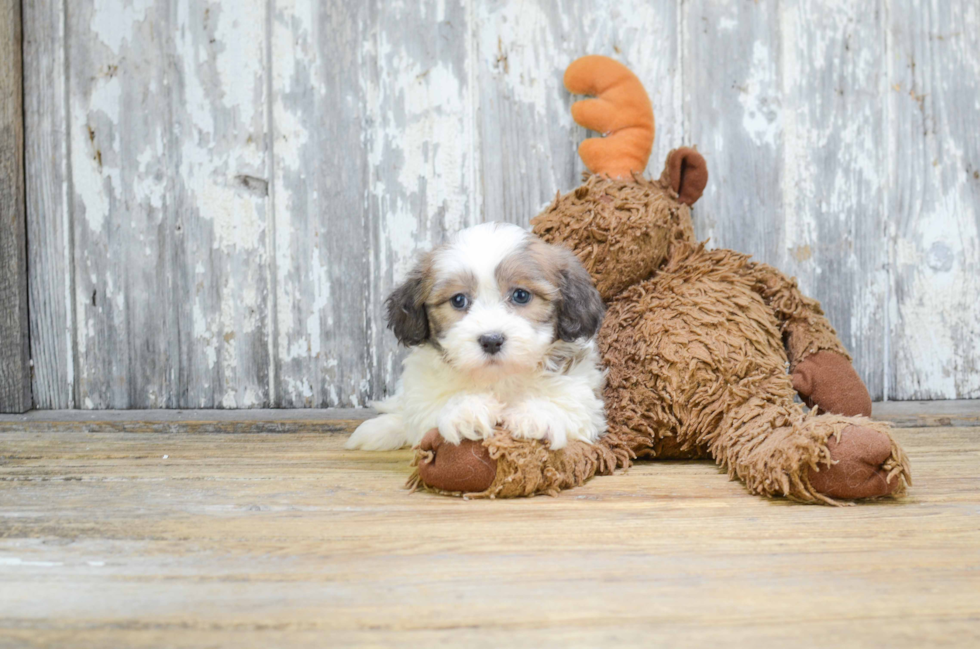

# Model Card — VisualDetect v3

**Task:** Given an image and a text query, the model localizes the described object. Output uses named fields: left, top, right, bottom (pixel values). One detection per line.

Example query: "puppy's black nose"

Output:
left=479, top=333, right=506, bottom=355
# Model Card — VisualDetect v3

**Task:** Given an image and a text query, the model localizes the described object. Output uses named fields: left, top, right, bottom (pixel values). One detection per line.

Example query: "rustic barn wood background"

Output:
left=20, top=0, right=980, bottom=409
left=1, top=0, right=31, bottom=413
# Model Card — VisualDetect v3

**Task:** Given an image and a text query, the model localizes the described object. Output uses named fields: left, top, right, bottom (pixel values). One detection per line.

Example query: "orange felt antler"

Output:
left=564, top=55, right=654, bottom=179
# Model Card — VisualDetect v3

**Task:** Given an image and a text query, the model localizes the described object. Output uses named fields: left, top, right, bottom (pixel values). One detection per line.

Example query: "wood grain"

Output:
left=167, top=0, right=274, bottom=409
left=886, top=0, right=980, bottom=400
left=1, top=424, right=979, bottom=647
left=43, top=0, right=276, bottom=408
left=684, top=0, right=784, bottom=281
left=65, top=0, right=173, bottom=407
left=873, top=398, right=980, bottom=428
left=0, top=407, right=371, bottom=434
left=775, top=0, right=889, bottom=400
left=682, top=1, right=892, bottom=399
left=0, top=0, right=32, bottom=414
left=23, top=0, right=73, bottom=409
left=1, top=399, right=977, bottom=433
left=271, top=0, right=477, bottom=408
left=270, top=0, right=373, bottom=408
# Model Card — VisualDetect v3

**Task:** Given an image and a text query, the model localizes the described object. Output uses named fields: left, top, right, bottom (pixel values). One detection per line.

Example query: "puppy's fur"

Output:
left=346, top=222, right=607, bottom=451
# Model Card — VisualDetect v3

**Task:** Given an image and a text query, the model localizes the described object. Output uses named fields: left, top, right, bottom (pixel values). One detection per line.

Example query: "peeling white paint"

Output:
left=892, top=189, right=980, bottom=397
left=28, top=0, right=980, bottom=408
left=271, top=0, right=315, bottom=377
left=364, top=40, right=472, bottom=277
left=71, top=75, right=122, bottom=235
left=779, top=2, right=806, bottom=258
left=133, top=134, right=165, bottom=210
left=90, top=0, right=152, bottom=55
left=221, top=390, right=238, bottom=408
left=213, top=2, right=266, bottom=130
left=738, top=42, right=782, bottom=148
left=477, top=2, right=556, bottom=117
left=193, top=301, right=218, bottom=371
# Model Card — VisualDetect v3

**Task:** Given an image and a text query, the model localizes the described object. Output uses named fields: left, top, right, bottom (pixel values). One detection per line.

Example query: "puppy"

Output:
left=345, top=221, right=607, bottom=452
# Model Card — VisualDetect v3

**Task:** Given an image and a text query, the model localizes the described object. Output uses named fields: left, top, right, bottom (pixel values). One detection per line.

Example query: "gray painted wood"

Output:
left=684, top=0, right=785, bottom=274
left=684, top=0, right=890, bottom=399
left=23, top=0, right=73, bottom=409
left=886, top=0, right=980, bottom=400
left=0, top=0, right=32, bottom=413
left=55, top=0, right=274, bottom=408
left=22, top=0, right=980, bottom=407
left=271, top=0, right=477, bottom=408
left=271, top=0, right=372, bottom=408
left=772, top=1, right=890, bottom=401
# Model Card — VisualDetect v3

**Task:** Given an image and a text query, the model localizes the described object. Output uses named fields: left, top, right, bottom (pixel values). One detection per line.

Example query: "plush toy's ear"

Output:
left=554, top=247, right=606, bottom=342
left=385, top=259, right=431, bottom=346
left=664, top=147, right=708, bottom=206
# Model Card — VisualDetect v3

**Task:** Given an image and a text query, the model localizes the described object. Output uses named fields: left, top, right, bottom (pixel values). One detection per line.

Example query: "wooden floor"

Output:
left=1, top=408, right=979, bottom=648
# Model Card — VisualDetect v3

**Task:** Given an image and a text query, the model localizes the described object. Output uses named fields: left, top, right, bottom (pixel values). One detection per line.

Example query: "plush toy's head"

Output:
left=531, top=56, right=709, bottom=301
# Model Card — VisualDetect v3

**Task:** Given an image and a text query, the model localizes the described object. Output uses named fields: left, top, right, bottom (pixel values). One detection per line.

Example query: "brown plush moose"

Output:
left=408, top=55, right=911, bottom=504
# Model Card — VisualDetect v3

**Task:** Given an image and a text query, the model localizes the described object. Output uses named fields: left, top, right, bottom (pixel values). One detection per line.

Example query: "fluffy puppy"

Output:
left=345, top=222, right=607, bottom=452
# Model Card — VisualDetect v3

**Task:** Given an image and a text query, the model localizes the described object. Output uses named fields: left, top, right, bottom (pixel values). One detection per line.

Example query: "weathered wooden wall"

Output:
left=1, top=0, right=32, bottom=413
left=22, top=0, right=980, bottom=408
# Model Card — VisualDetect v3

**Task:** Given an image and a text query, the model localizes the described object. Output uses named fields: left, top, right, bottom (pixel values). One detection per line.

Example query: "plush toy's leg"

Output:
left=707, top=394, right=911, bottom=505
left=791, top=350, right=872, bottom=417
left=747, top=263, right=875, bottom=417
left=408, top=428, right=635, bottom=498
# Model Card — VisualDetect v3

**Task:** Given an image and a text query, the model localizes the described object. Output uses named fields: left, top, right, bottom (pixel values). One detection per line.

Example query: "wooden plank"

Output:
left=1, top=400, right=977, bottom=433
left=22, top=0, right=73, bottom=409
left=63, top=1, right=273, bottom=408
left=270, top=0, right=373, bottom=408
left=358, top=0, right=479, bottom=402
left=0, top=425, right=978, bottom=647
left=683, top=1, right=892, bottom=400
left=886, top=1, right=980, bottom=400
left=774, top=1, right=889, bottom=400
left=0, top=407, right=372, bottom=433
left=873, top=399, right=980, bottom=429
left=65, top=0, right=173, bottom=407
left=272, top=0, right=479, bottom=408
left=0, top=0, right=32, bottom=413
left=683, top=0, right=783, bottom=268
left=474, top=0, right=682, bottom=227
left=168, top=0, right=274, bottom=409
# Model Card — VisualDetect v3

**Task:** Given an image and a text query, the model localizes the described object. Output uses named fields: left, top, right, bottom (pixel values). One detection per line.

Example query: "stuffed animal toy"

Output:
left=407, top=55, right=911, bottom=504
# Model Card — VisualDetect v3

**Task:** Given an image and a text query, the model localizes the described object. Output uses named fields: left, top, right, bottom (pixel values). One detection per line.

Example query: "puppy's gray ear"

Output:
left=385, top=259, right=431, bottom=347
left=555, top=248, right=605, bottom=342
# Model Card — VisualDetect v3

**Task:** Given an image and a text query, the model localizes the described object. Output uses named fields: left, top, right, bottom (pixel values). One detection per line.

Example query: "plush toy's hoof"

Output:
left=807, top=425, right=902, bottom=500
left=792, top=351, right=873, bottom=417
left=416, top=429, right=497, bottom=494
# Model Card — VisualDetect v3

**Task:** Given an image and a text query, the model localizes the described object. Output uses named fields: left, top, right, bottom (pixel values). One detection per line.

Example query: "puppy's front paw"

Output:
left=345, top=414, right=405, bottom=451
left=502, top=401, right=568, bottom=450
left=437, top=394, right=504, bottom=445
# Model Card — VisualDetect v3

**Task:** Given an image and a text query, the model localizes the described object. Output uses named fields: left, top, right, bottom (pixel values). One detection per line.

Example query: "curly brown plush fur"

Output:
left=410, top=57, right=911, bottom=504
left=409, top=427, right=634, bottom=499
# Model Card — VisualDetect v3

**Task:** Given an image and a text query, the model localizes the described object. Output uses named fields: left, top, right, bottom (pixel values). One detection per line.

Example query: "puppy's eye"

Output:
left=450, top=293, right=468, bottom=310
left=511, top=288, right=532, bottom=305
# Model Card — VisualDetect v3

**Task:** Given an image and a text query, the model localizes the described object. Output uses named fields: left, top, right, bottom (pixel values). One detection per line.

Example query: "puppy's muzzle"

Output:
left=478, top=332, right=506, bottom=356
